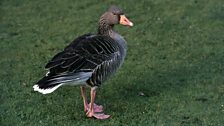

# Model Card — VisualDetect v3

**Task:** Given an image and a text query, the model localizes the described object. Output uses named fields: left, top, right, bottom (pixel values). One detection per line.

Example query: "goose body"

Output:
left=34, top=33, right=127, bottom=91
left=33, top=6, right=133, bottom=119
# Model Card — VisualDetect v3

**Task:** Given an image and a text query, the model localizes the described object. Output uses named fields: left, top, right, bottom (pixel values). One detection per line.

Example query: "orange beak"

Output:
left=119, top=15, right=133, bottom=27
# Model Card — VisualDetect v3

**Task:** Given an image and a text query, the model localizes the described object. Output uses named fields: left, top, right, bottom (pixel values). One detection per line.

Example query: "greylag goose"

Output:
left=33, top=6, right=133, bottom=119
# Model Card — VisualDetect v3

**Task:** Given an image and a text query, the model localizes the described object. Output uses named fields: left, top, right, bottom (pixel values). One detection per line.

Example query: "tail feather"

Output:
left=33, top=84, right=63, bottom=94
left=33, top=72, right=92, bottom=94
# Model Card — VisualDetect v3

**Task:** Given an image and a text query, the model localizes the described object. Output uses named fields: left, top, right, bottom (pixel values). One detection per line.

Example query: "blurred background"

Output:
left=1, top=0, right=224, bottom=125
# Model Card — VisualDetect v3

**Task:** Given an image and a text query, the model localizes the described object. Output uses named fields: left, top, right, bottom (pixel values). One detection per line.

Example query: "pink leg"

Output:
left=86, top=88, right=110, bottom=120
left=81, top=86, right=103, bottom=112
left=81, top=86, right=88, bottom=112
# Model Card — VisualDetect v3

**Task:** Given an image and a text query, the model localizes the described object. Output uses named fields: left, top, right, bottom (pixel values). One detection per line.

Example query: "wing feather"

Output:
left=41, top=33, right=123, bottom=87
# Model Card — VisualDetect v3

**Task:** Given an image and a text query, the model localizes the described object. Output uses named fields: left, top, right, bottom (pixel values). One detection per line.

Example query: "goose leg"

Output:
left=81, top=86, right=88, bottom=112
left=86, top=87, right=110, bottom=119
left=81, top=86, right=103, bottom=112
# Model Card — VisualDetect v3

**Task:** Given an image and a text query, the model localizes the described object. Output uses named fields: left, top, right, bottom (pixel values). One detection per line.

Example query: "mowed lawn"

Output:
left=1, top=0, right=224, bottom=125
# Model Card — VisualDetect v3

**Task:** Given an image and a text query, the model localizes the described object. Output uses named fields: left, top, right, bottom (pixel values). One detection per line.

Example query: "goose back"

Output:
left=43, top=33, right=126, bottom=87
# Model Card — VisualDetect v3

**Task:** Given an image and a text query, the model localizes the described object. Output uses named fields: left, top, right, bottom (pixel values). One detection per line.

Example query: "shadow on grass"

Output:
left=118, top=52, right=223, bottom=98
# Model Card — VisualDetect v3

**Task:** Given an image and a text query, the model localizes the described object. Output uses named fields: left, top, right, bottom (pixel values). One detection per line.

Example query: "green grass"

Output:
left=1, top=0, right=224, bottom=125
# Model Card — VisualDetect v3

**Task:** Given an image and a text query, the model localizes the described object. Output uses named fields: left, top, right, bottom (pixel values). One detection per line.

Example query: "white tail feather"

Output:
left=33, top=84, right=62, bottom=94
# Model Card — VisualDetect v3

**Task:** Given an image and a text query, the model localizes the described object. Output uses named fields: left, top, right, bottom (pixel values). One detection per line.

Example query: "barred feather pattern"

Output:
left=87, top=52, right=122, bottom=86
left=40, top=33, right=126, bottom=88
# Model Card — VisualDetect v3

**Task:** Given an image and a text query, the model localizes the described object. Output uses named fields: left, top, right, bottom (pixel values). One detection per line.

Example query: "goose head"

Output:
left=98, top=6, right=133, bottom=35
left=100, top=6, right=133, bottom=27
